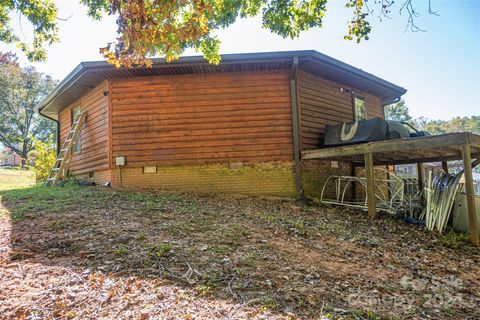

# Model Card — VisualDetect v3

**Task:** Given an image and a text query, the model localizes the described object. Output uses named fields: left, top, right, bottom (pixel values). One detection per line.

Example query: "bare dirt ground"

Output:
left=0, top=184, right=479, bottom=319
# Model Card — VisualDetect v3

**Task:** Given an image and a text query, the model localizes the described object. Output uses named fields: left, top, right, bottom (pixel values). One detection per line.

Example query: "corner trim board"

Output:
left=290, top=56, right=303, bottom=197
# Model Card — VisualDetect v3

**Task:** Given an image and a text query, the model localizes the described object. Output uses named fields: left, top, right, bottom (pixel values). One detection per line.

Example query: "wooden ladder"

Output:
left=46, top=112, right=86, bottom=186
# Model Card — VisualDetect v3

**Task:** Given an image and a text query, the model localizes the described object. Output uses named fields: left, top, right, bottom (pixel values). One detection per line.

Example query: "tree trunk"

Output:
left=20, top=144, right=28, bottom=168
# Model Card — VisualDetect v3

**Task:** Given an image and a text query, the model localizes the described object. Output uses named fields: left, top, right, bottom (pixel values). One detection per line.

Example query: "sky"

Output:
left=1, top=0, right=479, bottom=120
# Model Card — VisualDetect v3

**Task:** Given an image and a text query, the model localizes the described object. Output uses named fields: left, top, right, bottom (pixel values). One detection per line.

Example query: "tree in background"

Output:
left=0, top=53, right=57, bottom=165
left=384, top=99, right=412, bottom=122
left=0, top=0, right=438, bottom=67
left=385, top=100, right=480, bottom=135
left=421, top=117, right=480, bottom=135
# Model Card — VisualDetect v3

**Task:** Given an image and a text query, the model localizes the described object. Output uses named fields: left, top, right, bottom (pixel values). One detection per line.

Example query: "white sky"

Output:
left=1, top=0, right=479, bottom=120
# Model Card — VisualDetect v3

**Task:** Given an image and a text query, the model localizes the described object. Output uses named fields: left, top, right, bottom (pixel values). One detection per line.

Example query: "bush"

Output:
left=26, top=137, right=56, bottom=183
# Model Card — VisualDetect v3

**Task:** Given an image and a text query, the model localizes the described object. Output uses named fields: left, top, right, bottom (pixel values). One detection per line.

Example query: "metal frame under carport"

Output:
left=302, top=132, right=480, bottom=246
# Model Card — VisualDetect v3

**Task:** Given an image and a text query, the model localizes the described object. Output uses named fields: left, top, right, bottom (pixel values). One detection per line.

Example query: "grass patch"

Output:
left=260, top=297, right=278, bottom=311
left=113, top=248, right=129, bottom=255
left=0, top=183, right=188, bottom=221
left=315, top=222, right=346, bottom=236
left=238, top=252, right=260, bottom=268
left=136, top=231, right=148, bottom=241
left=0, top=184, right=107, bottom=220
left=148, top=243, right=172, bottom=258
left=438, top=230, right=470, bottom=249
left=0, top=167, right=35, bottom=191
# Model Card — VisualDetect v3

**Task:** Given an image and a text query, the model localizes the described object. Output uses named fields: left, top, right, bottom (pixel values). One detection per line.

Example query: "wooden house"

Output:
left=36, top=50, right=406, bottom=197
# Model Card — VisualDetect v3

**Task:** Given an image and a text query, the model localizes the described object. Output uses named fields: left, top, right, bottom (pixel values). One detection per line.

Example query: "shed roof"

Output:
left=37, top=50, right=407, bottom=121
left=302, top=132, right=480, bottom=165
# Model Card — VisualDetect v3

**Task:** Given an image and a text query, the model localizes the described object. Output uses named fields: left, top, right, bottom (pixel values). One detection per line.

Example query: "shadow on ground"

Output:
left=0, top=184, right=479, bottom=319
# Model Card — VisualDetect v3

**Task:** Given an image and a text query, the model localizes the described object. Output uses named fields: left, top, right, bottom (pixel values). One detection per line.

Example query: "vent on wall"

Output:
left=229, top=162, right=244, bottom=170
left=143, top=166, right=157, bottom=174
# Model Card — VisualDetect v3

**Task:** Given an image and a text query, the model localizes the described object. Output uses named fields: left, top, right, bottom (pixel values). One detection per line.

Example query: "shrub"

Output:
left=26, top=136, right=56, bottom=183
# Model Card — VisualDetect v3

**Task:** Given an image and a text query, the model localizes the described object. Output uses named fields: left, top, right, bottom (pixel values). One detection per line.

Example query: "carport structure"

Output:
left=302, top=132, right=480, bottom=246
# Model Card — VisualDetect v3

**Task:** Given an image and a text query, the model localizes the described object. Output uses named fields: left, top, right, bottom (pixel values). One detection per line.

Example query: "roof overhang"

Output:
left=37, top=50, right=407, bottom=121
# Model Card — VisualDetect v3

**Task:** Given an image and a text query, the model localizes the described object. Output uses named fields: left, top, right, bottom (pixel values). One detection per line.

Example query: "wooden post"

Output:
left=351, top=163, right=357, bottom=202
left=442, top=161, right=449, bottom=174
left=417, top=163, right=425, bottom=190
left=385, top=165, right=391, bottom=201
left=462, top=144, right=479, bottom=246
left=364, top=153, right=376, bottom=219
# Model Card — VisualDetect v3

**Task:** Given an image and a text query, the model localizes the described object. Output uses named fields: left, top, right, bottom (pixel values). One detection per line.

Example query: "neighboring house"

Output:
left=395, top=162, right=438, bottom=177
left=36, top=50, right=406, bottom=197
left=0, top=148, right=22, bottom=166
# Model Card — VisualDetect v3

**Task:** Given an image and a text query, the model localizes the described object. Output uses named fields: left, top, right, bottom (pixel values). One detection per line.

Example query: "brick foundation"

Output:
left=300, top=161, right=390, bottom=202
left=79, top=162, right=297, bottom=197
left=76, top=160, right=368, bottom=199
left=353, top=166, right=390, bottom=202
left=301, top=160, right=352, bottom=200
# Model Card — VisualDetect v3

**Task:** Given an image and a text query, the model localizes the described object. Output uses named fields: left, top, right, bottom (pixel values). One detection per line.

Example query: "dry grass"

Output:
left=0, top=183, right=479, bottom=319
left=0, top=167, right=34, bottom=191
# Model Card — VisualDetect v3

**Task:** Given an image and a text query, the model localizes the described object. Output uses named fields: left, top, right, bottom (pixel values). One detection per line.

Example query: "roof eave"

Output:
left=36, top=62, right=87, bottom=120
left=307, top=51, right=407, bottom=96
left=36, top=50, right=407, bottom=119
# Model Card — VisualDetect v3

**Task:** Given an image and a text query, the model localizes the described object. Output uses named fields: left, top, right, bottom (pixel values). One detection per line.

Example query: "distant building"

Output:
left=0, top=148, right=22, bottom=166
left=395, top=162, right=438, bottom=176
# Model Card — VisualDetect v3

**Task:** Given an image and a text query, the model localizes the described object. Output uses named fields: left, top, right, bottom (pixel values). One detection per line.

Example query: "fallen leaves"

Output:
left=0, top=187, right=479, bottom=319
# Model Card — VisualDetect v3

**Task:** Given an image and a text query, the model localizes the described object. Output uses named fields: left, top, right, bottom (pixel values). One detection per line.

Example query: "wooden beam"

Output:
left=302, top=132, right=472, bottom=160
left=385, top=165, right=392, bottom=200
left=364, top=152, right=376, bottom=219
left=468, top=132, right=480, bottom=148
left=391, top=164, right=396, bottom=174
left=310, top=151, right=480, bottom=167
left=442, top=161, right=449, bottom=174
left=383, top=152, right=480, bottom=166
left=350, top=164, right=357, bottom=202
left=417, top=163, right=424, bottom=190
left=462, top=144, right=479, bottom=246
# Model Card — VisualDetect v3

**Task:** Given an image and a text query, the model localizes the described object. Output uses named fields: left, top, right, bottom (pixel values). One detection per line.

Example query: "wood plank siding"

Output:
left=297, top=70, right=384, bottom=150
left=110, top=71, right=294, bottom=167
left=59, top=81, right=109, bottom=174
